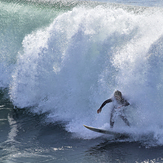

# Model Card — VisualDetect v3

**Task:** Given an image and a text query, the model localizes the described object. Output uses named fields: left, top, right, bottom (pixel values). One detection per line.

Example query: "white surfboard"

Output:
left=83, top=125, right=129, bottom=137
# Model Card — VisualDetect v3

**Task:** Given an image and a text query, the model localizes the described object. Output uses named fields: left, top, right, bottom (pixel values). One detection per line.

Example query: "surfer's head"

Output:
left=114, top=90, right=122, bottom=101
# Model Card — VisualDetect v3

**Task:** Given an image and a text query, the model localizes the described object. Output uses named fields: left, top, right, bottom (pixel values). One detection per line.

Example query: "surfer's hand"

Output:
left=97, top=108, right=102, bottom=113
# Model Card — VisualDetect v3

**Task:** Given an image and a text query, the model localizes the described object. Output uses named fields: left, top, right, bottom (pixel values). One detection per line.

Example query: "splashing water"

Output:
left=7, top=5, right=163, bottom=144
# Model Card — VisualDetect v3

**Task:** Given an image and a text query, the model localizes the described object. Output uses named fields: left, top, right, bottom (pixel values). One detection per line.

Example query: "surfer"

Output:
left=97, top=90, right=130, bottom=128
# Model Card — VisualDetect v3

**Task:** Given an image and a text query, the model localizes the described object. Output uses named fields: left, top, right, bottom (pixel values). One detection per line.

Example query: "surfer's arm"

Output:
left=97, top=99, right=112, bottom=113
left=117, top=100, right=130, bottom=109
left=124, top=100, right=130, bottom=106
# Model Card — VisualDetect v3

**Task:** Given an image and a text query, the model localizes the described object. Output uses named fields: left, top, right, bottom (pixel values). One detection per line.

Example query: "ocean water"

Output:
left=1, top=0, right=163, bottom=162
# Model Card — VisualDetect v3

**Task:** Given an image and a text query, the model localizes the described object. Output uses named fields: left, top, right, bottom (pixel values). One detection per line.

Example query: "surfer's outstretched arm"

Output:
left=97, top=99, right=112, bottom=113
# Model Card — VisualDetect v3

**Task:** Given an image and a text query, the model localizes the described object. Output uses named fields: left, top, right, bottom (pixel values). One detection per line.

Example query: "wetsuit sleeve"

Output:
left=99, top=98, right=112, bottom=109
left=123, top=100, right=130, bottom=106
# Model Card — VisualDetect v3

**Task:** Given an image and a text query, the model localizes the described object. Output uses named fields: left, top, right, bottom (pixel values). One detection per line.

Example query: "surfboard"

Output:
left=83, top=125, right=130, bottom=137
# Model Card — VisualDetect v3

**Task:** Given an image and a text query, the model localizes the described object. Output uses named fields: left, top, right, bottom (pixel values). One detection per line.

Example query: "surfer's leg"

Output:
left=110, top=110, right=115, bottom=128
left=120, top=115, right=130, bottom=126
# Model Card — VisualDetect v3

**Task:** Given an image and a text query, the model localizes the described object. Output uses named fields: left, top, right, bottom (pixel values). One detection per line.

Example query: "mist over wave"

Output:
left=2, top=3, right=163, bottom=144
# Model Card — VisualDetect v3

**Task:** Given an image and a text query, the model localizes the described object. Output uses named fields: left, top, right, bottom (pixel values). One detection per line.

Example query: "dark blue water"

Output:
left=1, top=100, right=163, bottom=163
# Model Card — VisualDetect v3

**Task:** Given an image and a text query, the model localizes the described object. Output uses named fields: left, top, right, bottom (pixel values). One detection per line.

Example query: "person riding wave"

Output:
left=97, top=90, right=130, bottom=128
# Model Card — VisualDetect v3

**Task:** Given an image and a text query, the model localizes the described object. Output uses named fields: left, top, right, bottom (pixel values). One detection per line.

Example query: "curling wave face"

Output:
left=1, top=1, right=163, bottom=144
